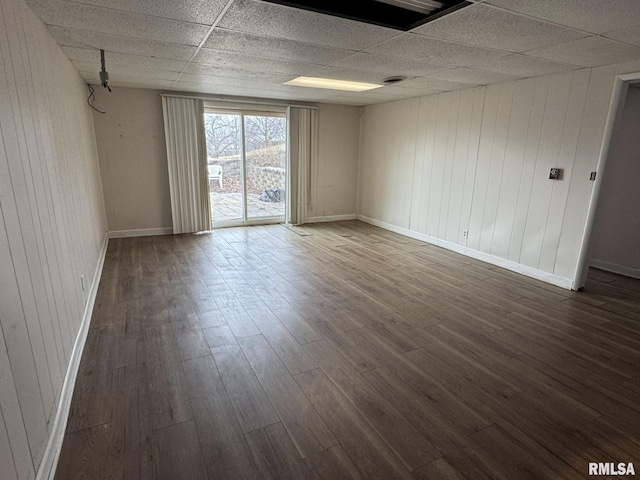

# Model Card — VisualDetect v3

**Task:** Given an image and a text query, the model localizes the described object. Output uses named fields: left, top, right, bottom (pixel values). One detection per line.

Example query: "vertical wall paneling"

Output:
left=0, top=409, right=18, bottom=480
left=408, top=97, right=426, bottom=232
left=444, top=89, right=473, bottom=244
left=507, top=76, right=549, bottom=264
left=412, top=95, right=439, bottom=234
left=6, top=0, right=64, bottom=427
left=395, top=99, right=419, bottom=228
left=426, top=93, right=452, bottom=237
left=20, top=0, right=68, bottom=381
left=438, top=91, right=461, bottom=240
left=0, top=0, right=107, bottom=477
left=466, top=84, right=500, bottom=251
left=0, top=2, right=51, bottom=462
left=554, top=65, right=618, bottom=280
left=0, top=209, right=34, bottom=480
left=519, top=73, right=572, bottom=269
left=479, top=82, right=514, bottom=254
left=490, top=78, right=534, bottom=260
left=539, top=70, right=590, bottom=273
left=458, top=88, right=485, bottom=246
left=358, top=63, right=630, bottom=287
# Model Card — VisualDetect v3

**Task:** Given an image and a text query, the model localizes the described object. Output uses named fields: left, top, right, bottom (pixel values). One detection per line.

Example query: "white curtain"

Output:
left=287, top=107, right=319, bottom=225
left=162, top=96, right=212, bottom=234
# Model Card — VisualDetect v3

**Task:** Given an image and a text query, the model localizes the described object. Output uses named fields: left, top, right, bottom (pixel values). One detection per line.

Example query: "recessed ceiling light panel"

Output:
left=260, top=0, right=471, bottom=31
left=285, top=76, right=383, bottom=92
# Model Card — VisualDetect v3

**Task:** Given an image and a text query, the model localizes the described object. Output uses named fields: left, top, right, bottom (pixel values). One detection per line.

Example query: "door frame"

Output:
left=204, top=106, right=287, bottom=228
left=573, top=72, right=640, bottom=289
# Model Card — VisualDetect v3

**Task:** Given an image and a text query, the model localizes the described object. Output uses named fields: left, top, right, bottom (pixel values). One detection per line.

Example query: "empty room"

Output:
left=2, top=0, right=640, bottom=479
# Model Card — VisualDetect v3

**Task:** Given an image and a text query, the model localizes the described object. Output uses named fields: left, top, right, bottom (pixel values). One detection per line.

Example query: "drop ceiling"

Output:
left=26, top=0, right=640, bottom=106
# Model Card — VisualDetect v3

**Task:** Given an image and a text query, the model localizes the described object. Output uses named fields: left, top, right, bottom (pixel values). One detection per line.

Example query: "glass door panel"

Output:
left=204, top=112, right=244, bottom=224
left=244, top=114, right=287, bottom=221
left=204, top=109, right=287, bottom=227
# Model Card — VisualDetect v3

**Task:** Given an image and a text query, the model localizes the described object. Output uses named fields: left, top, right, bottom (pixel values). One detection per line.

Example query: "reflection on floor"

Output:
left=210, top=192, right=285, bottom=223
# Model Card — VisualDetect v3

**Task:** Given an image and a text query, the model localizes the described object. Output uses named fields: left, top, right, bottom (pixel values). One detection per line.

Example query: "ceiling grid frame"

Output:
left=23, top=0, right=640, bottom=105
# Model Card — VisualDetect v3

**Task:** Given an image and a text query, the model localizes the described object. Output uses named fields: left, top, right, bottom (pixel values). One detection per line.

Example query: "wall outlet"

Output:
left=80, top=274, right=85, bottom=292
left=462, top=229, right=469, bottom=239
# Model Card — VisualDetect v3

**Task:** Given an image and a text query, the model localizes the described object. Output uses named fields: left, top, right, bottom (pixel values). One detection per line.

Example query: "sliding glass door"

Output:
left=204, top=109, right=287, bottom=227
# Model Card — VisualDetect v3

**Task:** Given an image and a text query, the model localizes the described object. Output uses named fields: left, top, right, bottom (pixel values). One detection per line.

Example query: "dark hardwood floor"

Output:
left=55, top=221, right=640, bottom=480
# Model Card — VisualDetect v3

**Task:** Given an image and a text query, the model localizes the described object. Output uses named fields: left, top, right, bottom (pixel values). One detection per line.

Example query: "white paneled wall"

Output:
left=358, top=61, right=640, bottom=287
left=0, top=0, right=107, bottom=478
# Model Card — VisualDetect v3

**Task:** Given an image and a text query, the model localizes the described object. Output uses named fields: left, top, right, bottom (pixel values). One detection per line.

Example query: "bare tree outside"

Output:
left=204, top=113, right=241, bottom=159
left=244, top=115, right=286, bottom=152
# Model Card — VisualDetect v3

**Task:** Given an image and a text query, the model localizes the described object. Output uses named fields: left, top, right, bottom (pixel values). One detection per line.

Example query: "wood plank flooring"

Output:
left=55, top=221, right=640, bottom=480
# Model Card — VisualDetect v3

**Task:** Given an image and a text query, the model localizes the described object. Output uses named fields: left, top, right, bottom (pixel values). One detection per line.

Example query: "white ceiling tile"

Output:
left=109, top=82, right=174, bottom=91
left=176, top=74, right=286, bottom=90
left=257, top=89, right=331, bottom=101
left=190, top=49, right=318, bottom=76
left=26, top=0, right=209, bottom=45
left=355, top=89, right=417, bottom=100
left=397, top=76, right=476, bottom=91
left=525, top=36, right=640, bottom=67
left=107, top=78, right=174, bottom=89
left=217, top=0, right=400, bottom=50
left=604, top=25, right=640, bottom=48
left=324, top=89, right=412, bottom=104
left=424, top=67, right=521, bottom=85
left=179, top=68, right=294, bottom=84
left=204, top=28, right=354, bottom=65
left=63, top=47, right=187, bottom=72
left=412, top=4, right=587, bottom=53
left=320, top=95, right=391, bottom=106
left=365, top=34, right=507, bottom=68
left=485, top=0, right=640, bottom=35
left=306, top=66, right=408, bottom=85
left=73, top=61, right=180, bottom=80
left=377, top=85, right=446, bottom=98
left=28, top=0, right=229, bottom=24
left=480, top=54, right=575, bottom=77
left=329, top=52, right=450, bottom=77
left=31, top=0, right=640, bottom=106
left=172, top=82, right=257, bottom=96
left=48, top=26, right=197, bottom=60
left=81, top=71, right=173, bottom=90
left=172, top=82, right=330, bottom=101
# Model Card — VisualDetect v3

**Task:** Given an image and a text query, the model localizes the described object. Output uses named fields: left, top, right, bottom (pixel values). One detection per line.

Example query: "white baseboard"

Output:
left=108, top=227, right=173, bottom=238
left=307, top=214, right=357, bottom=223
left=36, top=233, right=109, bottom=480
left=357, top=215, right=575, bottom=290
left=590, top=259, right=640, bottom=279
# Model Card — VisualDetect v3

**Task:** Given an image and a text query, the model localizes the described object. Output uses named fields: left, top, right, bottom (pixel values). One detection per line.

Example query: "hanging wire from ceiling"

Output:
left=86, top=84, right=105, bottom=114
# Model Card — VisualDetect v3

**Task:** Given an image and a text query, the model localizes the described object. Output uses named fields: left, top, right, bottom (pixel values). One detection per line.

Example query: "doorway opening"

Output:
left=204, top=107, right=287, bottom=227
left=575, top=74, right=640, bottom=292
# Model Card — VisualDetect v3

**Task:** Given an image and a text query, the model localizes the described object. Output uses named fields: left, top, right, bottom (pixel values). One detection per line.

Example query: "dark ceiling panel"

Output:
left=260, top=0, right=472, bottom=31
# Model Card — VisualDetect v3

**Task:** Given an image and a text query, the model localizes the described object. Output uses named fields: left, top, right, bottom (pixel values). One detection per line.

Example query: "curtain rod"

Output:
left=160, top=92, right=320, bottom=110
